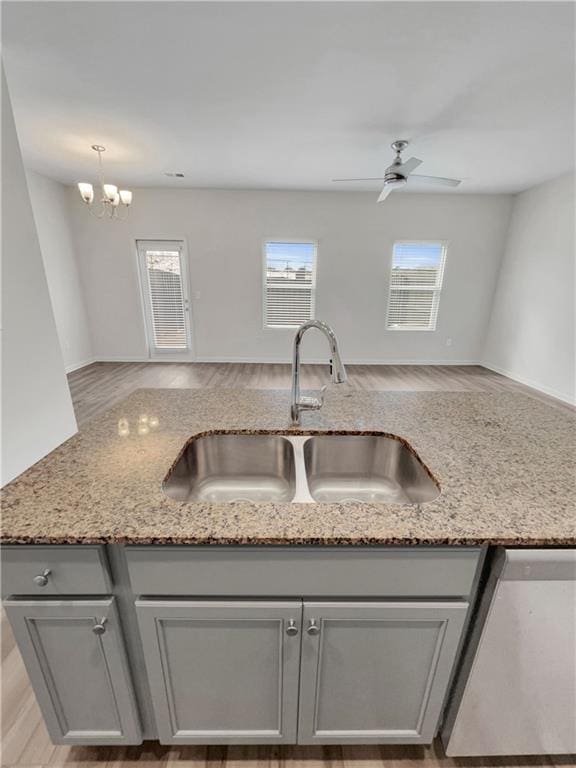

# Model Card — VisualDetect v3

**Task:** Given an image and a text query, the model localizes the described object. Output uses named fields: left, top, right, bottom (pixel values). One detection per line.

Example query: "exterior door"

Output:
left=136, top=600, right=302, bottom=744
left=297, top=601, right=467, bottom=744
left=136, top=239, right=193, bottom=358
left=3, top=598, right=142, bottom=745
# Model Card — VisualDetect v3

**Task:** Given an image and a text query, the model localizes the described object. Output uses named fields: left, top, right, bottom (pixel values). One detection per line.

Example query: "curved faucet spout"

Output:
left=290, top=320, right=347, bottom=425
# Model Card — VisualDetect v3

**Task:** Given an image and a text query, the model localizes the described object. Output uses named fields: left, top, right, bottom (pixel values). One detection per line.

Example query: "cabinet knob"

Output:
left=33, top=569, right=51, bottom=587
left=92, top=618, right=107, bottom=635
left=286, top=619, right=299, bottom=636
left=307, top=619, right=320, bottom=636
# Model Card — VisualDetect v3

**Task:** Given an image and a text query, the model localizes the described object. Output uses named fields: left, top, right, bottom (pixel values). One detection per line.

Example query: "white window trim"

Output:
left=386, top=239, right=448, bottom=332
left=135, top=237, right=195, bottom=358
left=262, top=238, right=318, bottom=330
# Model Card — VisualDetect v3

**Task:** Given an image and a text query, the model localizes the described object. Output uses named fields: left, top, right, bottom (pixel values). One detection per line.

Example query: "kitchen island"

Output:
left=1, top=388, right=575, bottom=751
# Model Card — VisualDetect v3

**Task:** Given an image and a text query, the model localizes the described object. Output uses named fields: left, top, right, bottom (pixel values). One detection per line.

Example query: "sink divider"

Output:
left=286, top=435, right=316, bottom=503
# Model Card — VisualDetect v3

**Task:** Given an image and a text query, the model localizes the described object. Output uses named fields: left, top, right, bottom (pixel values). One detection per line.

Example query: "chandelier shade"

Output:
left=77, top=182, right=94, bottom=204
left=119, top=189, right=132, bottom=205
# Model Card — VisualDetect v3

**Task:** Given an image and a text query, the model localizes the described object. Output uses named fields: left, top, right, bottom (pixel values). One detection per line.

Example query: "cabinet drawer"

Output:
left=1, top=546, right=111, bottom=597
left=126, top=546, right=481, bottom=598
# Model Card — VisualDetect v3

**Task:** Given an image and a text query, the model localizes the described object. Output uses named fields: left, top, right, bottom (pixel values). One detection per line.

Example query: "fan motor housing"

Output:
left=384, top=172, right=407, bottom=187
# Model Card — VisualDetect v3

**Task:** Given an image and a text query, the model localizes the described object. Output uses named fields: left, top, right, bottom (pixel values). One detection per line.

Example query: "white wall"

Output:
left=483, top=173, right=575, bottom=404
left=68, top=188, right=512, bottom=364
left=1, top=69, right=77, bottom=485
left=26, top=171, right=93, bottom=372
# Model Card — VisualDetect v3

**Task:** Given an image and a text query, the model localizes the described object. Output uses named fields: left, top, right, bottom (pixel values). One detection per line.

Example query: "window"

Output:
left=136, top=240, right=192, bottom=355
left=386, top=242, right=447, bottom=331
left=264, top=241, right=317, bottom=328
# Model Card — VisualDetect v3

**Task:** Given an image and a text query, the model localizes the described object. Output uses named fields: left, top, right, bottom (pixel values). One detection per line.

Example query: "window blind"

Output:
left=138, top=243, right=188, bottom=350
left=386, top=242, right=447, bottom=331
left=264, top=241, right=317, bottom=327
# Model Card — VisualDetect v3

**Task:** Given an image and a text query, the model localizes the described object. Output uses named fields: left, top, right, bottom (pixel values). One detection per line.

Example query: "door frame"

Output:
left=134, top=237, right=195, bottom=361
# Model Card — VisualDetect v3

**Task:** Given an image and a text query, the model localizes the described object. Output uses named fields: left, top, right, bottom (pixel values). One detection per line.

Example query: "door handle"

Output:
left=286, top=619, right=299, bottom=636
left=307, top=619, right=320, bottom=636
left=92, top=617, right=107, bottom=635
left=33, top=569, right=51, bottom=587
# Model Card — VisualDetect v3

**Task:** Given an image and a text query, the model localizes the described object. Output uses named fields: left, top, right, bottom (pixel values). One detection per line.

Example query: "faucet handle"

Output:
left=299, top=395, right=322, bottom=410
left=300, top=385, right=328, bottom=411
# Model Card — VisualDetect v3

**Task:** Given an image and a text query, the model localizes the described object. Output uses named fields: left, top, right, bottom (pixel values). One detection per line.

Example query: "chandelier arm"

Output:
left=97, top=148, right=105, bottom=200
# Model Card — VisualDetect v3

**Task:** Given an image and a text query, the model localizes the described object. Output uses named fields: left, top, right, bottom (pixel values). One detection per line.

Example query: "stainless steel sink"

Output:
left=303, top=434, right=440, bottom=504
left=163, top=434, right=296, bottom=503
left=163, top=432, right=439, bottom=505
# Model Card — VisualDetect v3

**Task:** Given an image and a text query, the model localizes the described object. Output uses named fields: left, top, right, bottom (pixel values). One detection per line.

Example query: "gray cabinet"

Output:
left=3, top=545, right=481, bottom=747
left=136, top=598, right=467, bottom=745
left=298, top=601, right=467, bottom=744
left=3, top=597, right=142, bottom=745
left=136, top=600, right=302, bottom=744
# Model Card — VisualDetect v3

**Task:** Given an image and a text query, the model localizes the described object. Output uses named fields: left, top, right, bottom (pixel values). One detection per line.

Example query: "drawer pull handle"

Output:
left=33, top=569, right=51, bottom=587
left=307, top=619, right=320, bottom=636
left=286, top=619, right=299, bottom=636
left=92, top=618, right=107, bottom=635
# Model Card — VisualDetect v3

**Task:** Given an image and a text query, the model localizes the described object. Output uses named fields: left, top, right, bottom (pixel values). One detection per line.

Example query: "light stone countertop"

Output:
left=1, top=388, right=575, bottom=546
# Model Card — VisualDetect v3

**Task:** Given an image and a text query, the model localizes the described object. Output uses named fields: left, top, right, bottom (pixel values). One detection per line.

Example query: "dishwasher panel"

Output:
left=442, top=549, right=576, bottom=756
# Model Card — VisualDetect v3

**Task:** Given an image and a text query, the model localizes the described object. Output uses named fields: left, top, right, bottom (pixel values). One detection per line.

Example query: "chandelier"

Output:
left=77, top=145, right=133, bottom=219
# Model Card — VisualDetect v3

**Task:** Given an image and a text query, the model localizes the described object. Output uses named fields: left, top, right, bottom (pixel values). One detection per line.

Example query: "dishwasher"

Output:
left=442, top=549, right=576, bottom=756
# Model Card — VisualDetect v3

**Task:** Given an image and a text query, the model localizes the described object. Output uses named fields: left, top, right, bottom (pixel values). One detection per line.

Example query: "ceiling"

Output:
left=3, top=1, right=575, bottom=194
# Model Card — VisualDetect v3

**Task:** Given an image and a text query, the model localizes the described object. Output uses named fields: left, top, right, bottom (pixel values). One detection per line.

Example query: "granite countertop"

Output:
left=1, top=388, right=575, bottom=546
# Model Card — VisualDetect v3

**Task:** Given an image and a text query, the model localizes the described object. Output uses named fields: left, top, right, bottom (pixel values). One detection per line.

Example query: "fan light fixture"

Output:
left=77, top=145, right=133, bottom=219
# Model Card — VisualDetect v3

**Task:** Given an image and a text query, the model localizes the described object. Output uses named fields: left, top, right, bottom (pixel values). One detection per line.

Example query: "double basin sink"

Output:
left=163, top=432, right=440, bottom=505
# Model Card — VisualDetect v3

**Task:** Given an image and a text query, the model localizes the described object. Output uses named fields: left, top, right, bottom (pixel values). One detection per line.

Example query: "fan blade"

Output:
left=377, top=186, right=393, bottom=203
left=399, top=157, right=423, bottom=176
left=409, top=174, right=461, bottom=187
left=332, top=177, right=386, bottom=182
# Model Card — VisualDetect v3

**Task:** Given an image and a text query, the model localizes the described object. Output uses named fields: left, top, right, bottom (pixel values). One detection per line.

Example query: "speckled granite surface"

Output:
left=1, top=388, right=575, bottom=546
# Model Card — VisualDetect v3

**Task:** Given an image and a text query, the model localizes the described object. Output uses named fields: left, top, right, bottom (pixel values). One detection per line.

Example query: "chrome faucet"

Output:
left=290, top=320, right=347, bottom=425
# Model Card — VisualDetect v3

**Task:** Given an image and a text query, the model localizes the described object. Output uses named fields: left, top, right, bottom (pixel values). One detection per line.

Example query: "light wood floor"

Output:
left=66, top=362, right=571, bottom=427
left=2, top=363, right=574, bottom=766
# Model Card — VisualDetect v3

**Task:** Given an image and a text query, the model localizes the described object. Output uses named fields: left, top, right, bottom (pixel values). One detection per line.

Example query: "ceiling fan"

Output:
left=333, top=139, right=462, bottom=202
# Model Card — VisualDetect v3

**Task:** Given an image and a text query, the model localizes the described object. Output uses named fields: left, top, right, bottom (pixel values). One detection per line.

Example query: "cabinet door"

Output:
left=136, top=600, right=302, bottom=744
left=298, top=601, right=467, bottom=744
left=3, top=598, right=142, bottom=745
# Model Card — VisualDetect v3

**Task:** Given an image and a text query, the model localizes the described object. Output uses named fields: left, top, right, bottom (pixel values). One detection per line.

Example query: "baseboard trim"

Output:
left=90, top=355, right=481, bottom=366
left=194, top=356, right=481, bottom=366
left=65, top=357, right=97, bottom=373
left=94, top=355, right=195, bottom=364
left=481, top=362, right=575, bottom=406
